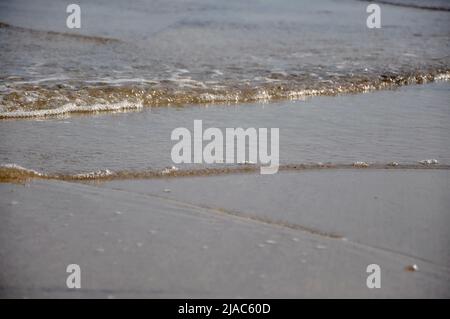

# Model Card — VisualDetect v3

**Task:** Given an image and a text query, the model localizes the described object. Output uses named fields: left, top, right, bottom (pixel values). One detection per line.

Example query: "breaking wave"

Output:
left=1, top=69, right=449, bottom=119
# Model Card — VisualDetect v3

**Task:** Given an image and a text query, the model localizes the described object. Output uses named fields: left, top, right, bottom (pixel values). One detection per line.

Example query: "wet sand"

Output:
left=1, top=169, right=449, bottom=298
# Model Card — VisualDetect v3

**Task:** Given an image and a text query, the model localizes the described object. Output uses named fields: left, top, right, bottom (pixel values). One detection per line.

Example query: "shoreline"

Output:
left=1, top=162, right=449, bottom=183
left=1, top=0, right=449, bottom=300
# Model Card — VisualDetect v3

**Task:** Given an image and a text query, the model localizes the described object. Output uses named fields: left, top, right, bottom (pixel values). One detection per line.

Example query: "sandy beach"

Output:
left=1, top=169, right=449, bottom=298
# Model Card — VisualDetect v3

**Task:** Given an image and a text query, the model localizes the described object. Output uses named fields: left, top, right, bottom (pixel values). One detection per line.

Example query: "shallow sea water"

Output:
left=0, top=0, right=449, bottom=177
left=0, top=82, right=449, bottom=176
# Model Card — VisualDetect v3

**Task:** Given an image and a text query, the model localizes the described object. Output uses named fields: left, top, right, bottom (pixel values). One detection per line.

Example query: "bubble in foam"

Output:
left=419, top=159, right=439, bottom=165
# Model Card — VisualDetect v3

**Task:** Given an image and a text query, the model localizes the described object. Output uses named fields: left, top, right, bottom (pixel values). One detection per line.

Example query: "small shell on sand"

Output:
left=405, top=264, right=419, bottom=272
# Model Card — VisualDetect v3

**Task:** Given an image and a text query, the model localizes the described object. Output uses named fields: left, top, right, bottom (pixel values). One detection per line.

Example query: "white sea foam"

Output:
left=0, top=101, right=143, bottom=119
left=0, top=163, right=43, bottom=176
left=419, top=159, right=439, bottom=165
left=72, top=169, right=114, bottom=179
